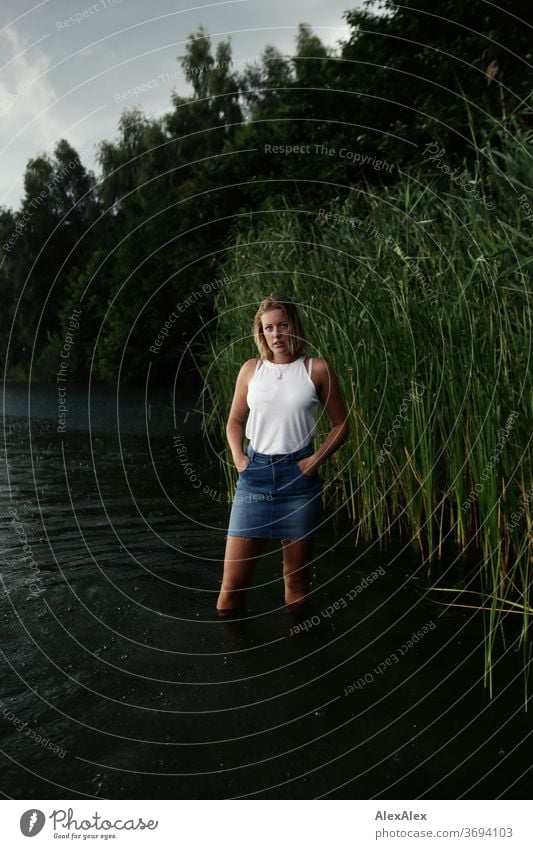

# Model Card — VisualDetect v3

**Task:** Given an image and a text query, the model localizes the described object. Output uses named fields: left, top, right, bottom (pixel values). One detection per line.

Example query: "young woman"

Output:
left=216, top=294, right=349, bottom=611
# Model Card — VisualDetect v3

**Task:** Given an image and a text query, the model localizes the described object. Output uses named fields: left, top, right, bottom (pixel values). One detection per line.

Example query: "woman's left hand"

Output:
left=297, top=456, right=319, bottom=477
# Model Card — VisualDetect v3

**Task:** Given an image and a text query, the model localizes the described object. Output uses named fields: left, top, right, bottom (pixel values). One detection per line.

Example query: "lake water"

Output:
left=1, top=382, right=531, bottom=799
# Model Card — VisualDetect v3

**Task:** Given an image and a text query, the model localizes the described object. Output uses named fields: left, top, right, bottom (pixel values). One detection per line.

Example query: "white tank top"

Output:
left=245, top=356, right=319, bottom=454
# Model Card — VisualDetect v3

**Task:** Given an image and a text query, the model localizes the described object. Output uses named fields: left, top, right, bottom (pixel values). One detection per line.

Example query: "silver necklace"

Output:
left=273, top=356, right=297, bottom=379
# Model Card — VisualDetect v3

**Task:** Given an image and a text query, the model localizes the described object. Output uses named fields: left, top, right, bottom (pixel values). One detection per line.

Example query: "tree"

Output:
left=338, top=0, right=533, bottom=166
left=5, top=140, right=96, bottom=377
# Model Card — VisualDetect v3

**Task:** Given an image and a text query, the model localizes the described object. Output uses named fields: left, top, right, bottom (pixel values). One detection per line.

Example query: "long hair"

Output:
left=252, top=293, right=309, bottom=361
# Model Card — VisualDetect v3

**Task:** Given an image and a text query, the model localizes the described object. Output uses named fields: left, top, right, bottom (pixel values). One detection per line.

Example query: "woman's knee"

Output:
left=220, top=576, right=250, bottom=593
left=284, top=566, right=309, bottom=589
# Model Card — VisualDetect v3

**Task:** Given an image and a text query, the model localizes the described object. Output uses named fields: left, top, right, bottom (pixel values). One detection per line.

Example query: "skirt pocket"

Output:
left=279, top=458, right=321, bottom=494
left=294, top=457, right=319, bottom=479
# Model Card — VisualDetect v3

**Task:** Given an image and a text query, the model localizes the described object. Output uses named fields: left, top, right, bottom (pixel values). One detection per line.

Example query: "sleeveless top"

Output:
left=245, top=356, right=319, bottom=454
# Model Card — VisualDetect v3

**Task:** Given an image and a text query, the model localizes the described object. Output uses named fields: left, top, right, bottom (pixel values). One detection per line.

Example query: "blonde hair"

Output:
left=252, top=293, right=309, bottom=361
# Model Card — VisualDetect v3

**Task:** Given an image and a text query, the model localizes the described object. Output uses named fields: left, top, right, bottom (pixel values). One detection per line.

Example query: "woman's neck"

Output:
left=270, top=354, right=300, bottom=364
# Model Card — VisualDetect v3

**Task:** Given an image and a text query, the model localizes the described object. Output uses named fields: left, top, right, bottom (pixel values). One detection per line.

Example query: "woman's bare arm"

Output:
left=299, top=358, right=350, bottom=474
left=226, top=359, right=257, bottom=470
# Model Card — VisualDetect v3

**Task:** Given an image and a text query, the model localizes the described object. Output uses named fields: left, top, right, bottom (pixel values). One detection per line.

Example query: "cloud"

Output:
left=0, top=25, right=64, bottom=202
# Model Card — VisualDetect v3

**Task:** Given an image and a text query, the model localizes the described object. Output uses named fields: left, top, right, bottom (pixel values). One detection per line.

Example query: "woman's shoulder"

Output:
left=234, top=358, right=262, bottom=394
left=238, top=357, right=262, bottom=377
left=306, top=356, right=329, bottom=373
left=305, top=357, right=338, bottom=388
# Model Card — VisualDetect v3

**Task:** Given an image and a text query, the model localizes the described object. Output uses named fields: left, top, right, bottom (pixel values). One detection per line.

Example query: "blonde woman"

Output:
left=217, top=294, right=349, bottom=612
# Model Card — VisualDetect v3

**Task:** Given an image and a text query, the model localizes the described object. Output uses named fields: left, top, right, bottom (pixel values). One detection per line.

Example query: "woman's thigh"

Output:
left=222, top=535, right=269, bottom=588
left=281, top=537, right=314, bottom=574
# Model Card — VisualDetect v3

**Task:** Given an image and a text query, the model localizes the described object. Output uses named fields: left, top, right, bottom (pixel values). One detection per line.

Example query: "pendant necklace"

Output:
left=273, top=354, right=298, bottom=379
left=274, top=358, right=289, bottom=379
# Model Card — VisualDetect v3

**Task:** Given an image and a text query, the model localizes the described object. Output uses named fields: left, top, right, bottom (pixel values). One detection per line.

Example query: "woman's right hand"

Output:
left=235, top=454, right=250, bottom=473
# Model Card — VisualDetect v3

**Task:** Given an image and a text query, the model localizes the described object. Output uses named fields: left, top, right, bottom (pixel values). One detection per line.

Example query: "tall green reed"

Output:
left=198, top=122, right=532, bottom=699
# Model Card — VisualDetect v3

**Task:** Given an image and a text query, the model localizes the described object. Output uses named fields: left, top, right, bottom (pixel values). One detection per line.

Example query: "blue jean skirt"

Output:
left=227, top=442, right=323, bottom=540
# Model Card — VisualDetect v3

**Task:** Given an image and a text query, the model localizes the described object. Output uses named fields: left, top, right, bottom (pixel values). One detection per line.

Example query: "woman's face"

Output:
left=260, top=308, right=293, bottom=356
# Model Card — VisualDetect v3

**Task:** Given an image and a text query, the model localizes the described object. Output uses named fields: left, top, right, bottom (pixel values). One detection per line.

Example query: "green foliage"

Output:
left=1, top=139, right=97, bottom=375
left=340, top=0, right=533, bottom=164
left=1, top=1, right=531, bottom=696
left=1, top=2, right=531, bottom=385
left=202, top=121, right=532, bottom=694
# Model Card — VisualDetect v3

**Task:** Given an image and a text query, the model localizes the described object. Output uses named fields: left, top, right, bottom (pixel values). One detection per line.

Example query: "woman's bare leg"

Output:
left=217, top=535, right=269, bottom=610
left=281, top=537, right=314, bottom=605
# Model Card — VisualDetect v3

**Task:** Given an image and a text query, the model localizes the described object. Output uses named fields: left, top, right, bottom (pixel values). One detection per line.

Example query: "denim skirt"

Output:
left=227, top=442, right=323, bottom=540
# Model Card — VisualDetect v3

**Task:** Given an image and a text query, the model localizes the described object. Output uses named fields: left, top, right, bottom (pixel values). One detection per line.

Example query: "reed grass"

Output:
left=197, top=121, right=532, bottom=701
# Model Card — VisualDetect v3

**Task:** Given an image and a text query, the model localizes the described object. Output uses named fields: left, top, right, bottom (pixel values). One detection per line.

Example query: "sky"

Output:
left=0, top=0, right=364, bottom=212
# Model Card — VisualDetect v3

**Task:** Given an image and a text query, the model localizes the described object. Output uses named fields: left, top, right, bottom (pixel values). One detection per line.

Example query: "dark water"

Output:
left=1, top=383, right=531, bottom=799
